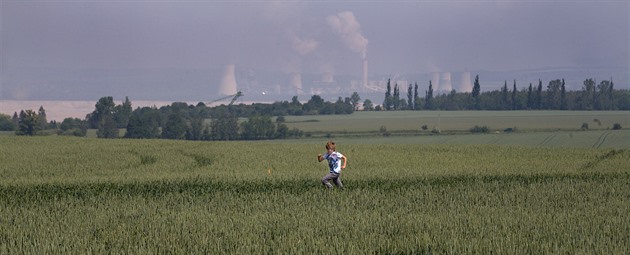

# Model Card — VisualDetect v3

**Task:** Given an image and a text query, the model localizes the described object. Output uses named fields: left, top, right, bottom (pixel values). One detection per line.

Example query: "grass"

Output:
left=284, top=110, right=630, bottom=133
left=1, top=136, right=629, bottom=253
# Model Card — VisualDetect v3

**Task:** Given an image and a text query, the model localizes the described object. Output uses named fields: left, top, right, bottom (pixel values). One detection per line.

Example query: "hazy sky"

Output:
left=2, top=0, right=628, bottom=76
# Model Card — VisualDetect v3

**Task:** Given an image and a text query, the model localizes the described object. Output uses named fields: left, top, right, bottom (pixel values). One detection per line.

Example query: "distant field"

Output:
left=283, top=110, right=629, bottom=133
left=284, top=129, right=629, bottom=149
left=1, top=136, right=629, bottom=253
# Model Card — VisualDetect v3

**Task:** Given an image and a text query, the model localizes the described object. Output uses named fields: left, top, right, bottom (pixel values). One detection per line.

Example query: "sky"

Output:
left=0, top=0, right=628, bottom=102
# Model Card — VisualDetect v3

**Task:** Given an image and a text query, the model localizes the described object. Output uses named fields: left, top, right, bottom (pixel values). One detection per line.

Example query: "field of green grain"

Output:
left=284, top=110, right=629, bottom=133
left=1, top=135, right=628, bottom=253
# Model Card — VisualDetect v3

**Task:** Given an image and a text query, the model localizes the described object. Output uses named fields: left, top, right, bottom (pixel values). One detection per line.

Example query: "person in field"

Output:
left=317, top=141, right=347, bottom=189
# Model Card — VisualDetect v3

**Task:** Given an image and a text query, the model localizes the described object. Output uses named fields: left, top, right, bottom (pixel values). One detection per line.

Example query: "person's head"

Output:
left=325, top=141, right=336, bottom=152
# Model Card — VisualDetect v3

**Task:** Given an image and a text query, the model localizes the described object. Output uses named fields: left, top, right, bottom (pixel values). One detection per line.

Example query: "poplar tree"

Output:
left=407, top=84, right=414, bottom=110
left=472, top=75, right=481, bottom=109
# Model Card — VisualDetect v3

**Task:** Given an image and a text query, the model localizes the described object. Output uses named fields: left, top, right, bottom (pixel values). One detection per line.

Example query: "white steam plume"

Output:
left=327, top=11, right=368, bottom=58
left=292, top=36, right=318, bottom=55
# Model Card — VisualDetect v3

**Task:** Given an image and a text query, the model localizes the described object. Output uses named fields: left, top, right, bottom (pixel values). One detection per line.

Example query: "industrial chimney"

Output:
left=362, top=53, right=368, bottom=89
left=219, top=64, right=238, bottom=95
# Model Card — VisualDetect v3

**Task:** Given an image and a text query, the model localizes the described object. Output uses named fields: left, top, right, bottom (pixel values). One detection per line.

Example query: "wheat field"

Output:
left=1, top=136, right=628, bottom=253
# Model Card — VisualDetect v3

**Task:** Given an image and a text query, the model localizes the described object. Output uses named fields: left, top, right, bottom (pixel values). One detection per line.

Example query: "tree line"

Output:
left=3, top=94, right=358, bottom=140
left=380, top=76, right=629, bottom=111
left=2, top=75, right=627, bottom=138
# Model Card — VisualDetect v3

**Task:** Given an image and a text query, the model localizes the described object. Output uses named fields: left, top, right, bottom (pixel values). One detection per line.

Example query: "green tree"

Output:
left=124, top=107, right=161, bottom=139
left=414, top=82, right=421, bottom=110
left=303, top=95, right=325, bottom=114
left=37, top=106, right=48, bottom=130
left=92, top=97, right=119, bottom=138
left=362, top=99, right=374, bottom=111
left=275, top=123, right=289, bottom=139
left=472, top=75, right=481, bottom=109
left=162, top=111, right=187, bottom=140
left=16, top=110, right=40, bottom=136
left=0, top=113, right=15, bottom=131
left=407, top=84, right=414, bottom=110
left=511, top=80, right=517, bottom=110
left=393, top=83, right=401, bottom=110
left=114, top=96, right=133, bottom=128
left=350, top=92, right=361, bottom=110
left=383, top=79, right=393, bottom=110
left=595, top=80, right=614, bottom=110
left=578, top=78, right=596, bottom=110
left=536, top=79, right=543, bottom=110
left=211, top=111, right=239, bottom=140
left=527, top=83, right=534, bottom=109
left=241, top=115, right=275, bottom=140
left=425, top=80, right=434, bottom=110
left=545, top=79, right=562, bottom=109
left=59, top=118, right=88, bottom=136
left=501, top=81, right=509, bottom=110
left=560, top=79, right=567, bottom=110
left=12, top=112, right=19, bottom=127
left=97, top=115, right=119, bottom=138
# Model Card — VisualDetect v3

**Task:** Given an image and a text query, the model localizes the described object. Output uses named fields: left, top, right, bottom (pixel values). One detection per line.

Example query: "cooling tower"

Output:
left=431, top=72, right=441, bottom=91
left=219, top=64, right=238, bottom=95
left=440, top=72, right=453, bottom=92
left=459, top=72, right=473, bottom=93
left=322, top=72, right=334, bottom=83
left=291, top=72, right=302, bottom=92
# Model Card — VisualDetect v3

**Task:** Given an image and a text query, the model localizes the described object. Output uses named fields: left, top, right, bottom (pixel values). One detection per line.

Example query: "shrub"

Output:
left=379, top=126, right=390, bottom=137
left=421, top=125, right=428, bottom=131
left=470, top=125, right=490, bottom=133
left=504, top=127, right=517, bottom=133
left=612, top=123, right=622, bottom=130
left=581, top=123, right=589, bottom=130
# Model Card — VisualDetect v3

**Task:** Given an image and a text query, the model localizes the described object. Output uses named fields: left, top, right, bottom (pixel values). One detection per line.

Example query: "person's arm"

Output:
left=317, top=153, right=324, bottom=162
left=341, top=155, right=347, bottom=169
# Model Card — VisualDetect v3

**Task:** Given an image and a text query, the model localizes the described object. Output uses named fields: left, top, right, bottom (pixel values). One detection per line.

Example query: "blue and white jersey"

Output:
left=323, top=151, right=344, bottom=173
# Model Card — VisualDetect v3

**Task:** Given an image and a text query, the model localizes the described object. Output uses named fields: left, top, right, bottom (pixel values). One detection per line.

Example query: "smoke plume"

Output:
left=291, top=36, right=318, bottom=56
left=326, top=11, right=368, bottom=58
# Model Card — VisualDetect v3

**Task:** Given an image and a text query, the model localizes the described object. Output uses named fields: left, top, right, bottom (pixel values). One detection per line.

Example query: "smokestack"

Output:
left=219, top=64, right=238, bottom=95
left=362, top=56, right=368, bottom=88
left=459, top=72, right=473, bottom=92
left=440, top=72, right=452, bottom=92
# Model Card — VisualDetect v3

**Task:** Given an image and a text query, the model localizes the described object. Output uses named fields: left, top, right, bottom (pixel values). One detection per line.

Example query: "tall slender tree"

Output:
left=37, top=106, right=47, bottom=130
left=383, top=79, right=392, bottom=110
left=472, top=75, right=481, bottom=109
left=560, top=79, right=567, bottom=110
left=512, top=80, right=517, bottom=110
left=527, top=83, right=534, bottom=109
left=413, top=82, right=421, bottom=110
left=393, top=83, right=400, bottom=110
left=536, top=79, right=543, bottom=109
left=407, top=84, right=414, bottom=110
left=501, top=81, right=509, bottom=110
left=425, top=80, right=434, bottom=110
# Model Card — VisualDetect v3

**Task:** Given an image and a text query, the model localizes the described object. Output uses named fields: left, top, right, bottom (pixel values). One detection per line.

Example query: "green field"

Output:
left=283, top=110, right=629, bottom=133
left=1, top=136, right=629, bottom=253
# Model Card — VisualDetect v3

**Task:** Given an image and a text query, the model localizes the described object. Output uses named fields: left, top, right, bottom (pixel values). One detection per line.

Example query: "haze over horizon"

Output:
left=1, top=0, right=628, bottom=102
